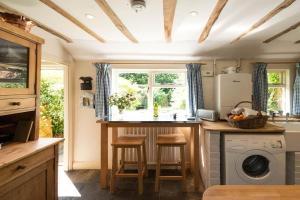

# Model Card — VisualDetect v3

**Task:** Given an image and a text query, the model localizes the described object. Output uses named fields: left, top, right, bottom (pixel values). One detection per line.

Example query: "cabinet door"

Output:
left=0, top=30, right=36, bottom=95
left=0, top=160, right=55, bottom=200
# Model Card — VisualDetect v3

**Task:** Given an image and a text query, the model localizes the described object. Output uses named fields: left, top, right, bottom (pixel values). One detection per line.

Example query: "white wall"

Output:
left=73, top=61, right=102, bottom=168
left=31, top=28, right=74, bottom=65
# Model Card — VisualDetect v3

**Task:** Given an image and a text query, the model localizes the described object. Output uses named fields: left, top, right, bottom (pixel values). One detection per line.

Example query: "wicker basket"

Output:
left=226, top=101, right=269, bottom=129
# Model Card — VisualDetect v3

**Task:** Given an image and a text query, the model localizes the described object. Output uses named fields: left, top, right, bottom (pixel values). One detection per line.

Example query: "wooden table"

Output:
left=203, top=185, right=300, bottom=200
left=97, top=114, right=202, bottom=191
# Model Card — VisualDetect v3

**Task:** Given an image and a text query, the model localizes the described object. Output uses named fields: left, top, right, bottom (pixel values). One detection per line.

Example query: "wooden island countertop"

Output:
left=201, top=121, right=285, bottom=133
left=203, top=185, right=300, bottom=200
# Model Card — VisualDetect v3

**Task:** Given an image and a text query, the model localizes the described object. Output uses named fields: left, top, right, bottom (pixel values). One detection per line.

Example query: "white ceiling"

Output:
left=1, top=0, right=300, bottom=60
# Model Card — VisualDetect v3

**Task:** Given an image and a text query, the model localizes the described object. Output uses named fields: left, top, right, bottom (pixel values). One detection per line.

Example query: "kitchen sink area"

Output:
left=272, top=122, right=300, bottom=152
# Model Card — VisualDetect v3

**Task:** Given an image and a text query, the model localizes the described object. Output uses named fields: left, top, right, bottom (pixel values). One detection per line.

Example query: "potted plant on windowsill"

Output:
left=109, top=93, right=136, bottom=114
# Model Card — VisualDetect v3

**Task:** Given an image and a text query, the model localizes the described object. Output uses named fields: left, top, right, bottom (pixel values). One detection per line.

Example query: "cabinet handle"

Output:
left=10, top=102, right=21, bottom=106
left=16, top=165, right=26, bottom=170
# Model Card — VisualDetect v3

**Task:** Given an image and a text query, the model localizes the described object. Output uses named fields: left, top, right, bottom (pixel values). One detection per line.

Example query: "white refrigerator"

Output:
left=215, top=73, right=252, bottom=119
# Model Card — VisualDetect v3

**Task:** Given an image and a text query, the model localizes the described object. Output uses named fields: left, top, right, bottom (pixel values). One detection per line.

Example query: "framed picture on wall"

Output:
left=80, top=92, right=94, bottom=109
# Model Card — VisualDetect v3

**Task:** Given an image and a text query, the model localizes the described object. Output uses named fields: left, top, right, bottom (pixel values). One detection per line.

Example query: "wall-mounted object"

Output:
left=80, top=76, right=93, bottom=90
left=80, top=92, right=94, bottom=109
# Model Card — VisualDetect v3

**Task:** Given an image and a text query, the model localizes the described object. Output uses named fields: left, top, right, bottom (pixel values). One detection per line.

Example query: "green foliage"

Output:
left=40, top=79, right=64, bottom=136
left=267, top=87, right=282, bottom=112
left=155, top=73, right=178, bottom=84
left=119, top=73, right=183, bottom=110
left=117, top=77, right=148, bottom=110
left=268, top=72, right=281, bottom=84
left=154, top=88, right=174, bottom=107
left=267, top=72, right=283, bottom=112
left=119, top=73, right=148, bottom=84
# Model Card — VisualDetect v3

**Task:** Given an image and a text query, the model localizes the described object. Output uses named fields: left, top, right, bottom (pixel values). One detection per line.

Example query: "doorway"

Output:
left=40, top=60, right=70, bottom=170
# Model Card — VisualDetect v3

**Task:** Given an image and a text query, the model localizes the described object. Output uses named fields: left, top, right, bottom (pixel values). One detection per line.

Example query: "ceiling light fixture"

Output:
left=189, top=11, right=199, bottom=16
left=85, top=13, right=94, bottom=19
left=130, top=0, right=146, bottom=13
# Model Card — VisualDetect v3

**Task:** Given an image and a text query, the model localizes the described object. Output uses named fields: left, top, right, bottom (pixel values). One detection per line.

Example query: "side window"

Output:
left=267, top=70, right=290, bottom=114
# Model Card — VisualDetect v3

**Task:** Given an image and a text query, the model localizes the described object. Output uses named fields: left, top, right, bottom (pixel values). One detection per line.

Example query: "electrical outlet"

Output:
left=202, top=69, right=214, bottom=77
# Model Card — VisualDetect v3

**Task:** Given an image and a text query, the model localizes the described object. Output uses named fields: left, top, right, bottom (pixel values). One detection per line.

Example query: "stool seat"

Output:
left=156, top=134, right=186, bottom=145
left=112, top=135, right=146, bottom=146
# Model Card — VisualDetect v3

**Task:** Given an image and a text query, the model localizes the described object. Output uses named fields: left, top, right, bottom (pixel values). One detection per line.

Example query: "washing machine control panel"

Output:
left=225, top=134, right=286, bottom=152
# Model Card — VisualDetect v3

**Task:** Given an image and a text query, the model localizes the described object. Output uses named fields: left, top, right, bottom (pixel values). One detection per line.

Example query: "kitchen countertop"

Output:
left=203, top=185, right=300, bottom=200
left=201, top=121, right=285, bottom=133
left=0, top=138, right=63, bottom=168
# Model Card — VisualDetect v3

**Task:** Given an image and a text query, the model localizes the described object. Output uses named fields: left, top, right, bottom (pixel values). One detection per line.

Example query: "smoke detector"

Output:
left=130, top=0, right=146, bottom=13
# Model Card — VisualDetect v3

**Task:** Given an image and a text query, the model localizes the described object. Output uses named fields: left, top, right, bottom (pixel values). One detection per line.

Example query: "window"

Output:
left=112, top=70, right=188, bottom=114
left=267, top=70, right=290, bottom=114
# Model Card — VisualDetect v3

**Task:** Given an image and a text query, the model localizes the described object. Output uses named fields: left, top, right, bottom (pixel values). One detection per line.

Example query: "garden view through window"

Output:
left=267, top=70, right=289, bottom=114
left=114, top=70, right=187, bottom=114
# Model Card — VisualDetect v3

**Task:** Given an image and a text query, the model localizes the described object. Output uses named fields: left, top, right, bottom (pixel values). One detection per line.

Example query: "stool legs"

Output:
left=137, top=146, right=143, bottom=195
left=110, top=146, right=118, bottom=193
left=111, top=145, right=147, bottom=195
left=142, top=142, right=148, bottom=177
left=180, top=145, right=186, bottom=192
left=120, top=148, right=125, bottom=173
left=155, top=145, right=162, bottom=192
left=155, top=144, right=186, bottom=193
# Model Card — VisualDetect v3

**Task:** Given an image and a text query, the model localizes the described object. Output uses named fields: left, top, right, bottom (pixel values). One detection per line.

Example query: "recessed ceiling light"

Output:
left=85, top=13, right=94, bottom=19
left=189, top=11, right=199, bottom=16
left=130, top=0, right=146, bottom=13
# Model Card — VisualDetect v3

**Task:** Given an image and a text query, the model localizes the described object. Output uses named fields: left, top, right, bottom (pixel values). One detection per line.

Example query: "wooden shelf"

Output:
left=0, top=123, right=15, bottom=129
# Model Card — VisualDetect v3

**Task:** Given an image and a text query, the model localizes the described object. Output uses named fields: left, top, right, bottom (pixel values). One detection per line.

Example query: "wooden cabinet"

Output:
left=0, top=20, right=44, bottom=141
left=0, top=139, right=62, bottom=200
left=0, top=17, right=59, bottom=200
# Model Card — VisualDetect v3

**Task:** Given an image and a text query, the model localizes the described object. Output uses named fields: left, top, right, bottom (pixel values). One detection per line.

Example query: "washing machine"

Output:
left=223, top=134, right=286, bottom=185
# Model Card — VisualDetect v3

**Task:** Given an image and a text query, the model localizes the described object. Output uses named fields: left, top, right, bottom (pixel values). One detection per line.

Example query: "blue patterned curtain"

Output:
left=186, top=63, right=204, bottom=116
left=94, top=63, right=111, bottom=119
left=252, top=63, right=268, bottom=112
left=292, top=63, right=300, bottom=115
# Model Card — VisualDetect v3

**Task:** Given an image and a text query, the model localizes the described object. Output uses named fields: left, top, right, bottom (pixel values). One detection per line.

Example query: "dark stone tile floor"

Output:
left=59, top=170, right=203, bottom=200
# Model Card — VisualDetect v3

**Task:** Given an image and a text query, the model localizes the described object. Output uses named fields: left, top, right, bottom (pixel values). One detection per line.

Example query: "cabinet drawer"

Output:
left=0, top=147, right=54, bottom=186
left=0, top=97, right=35, bottom=111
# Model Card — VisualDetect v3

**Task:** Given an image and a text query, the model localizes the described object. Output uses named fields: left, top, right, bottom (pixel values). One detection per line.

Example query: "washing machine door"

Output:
left=235, top=149, right=277, bottom=184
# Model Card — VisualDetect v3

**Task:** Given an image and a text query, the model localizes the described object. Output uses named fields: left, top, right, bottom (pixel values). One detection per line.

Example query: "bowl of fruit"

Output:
left=227, top=101, right=268, bottom=129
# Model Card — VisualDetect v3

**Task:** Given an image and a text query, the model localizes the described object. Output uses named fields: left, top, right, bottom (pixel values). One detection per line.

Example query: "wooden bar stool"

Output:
left=155, top=134, right=187, bottom=192
left=110, top=135, right=147, bottom=195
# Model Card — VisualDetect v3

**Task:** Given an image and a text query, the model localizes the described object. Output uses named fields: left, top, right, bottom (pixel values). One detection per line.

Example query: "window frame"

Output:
left=267, top=69, right=290, bottom=114
left=112, top=68, right=188, bottom=114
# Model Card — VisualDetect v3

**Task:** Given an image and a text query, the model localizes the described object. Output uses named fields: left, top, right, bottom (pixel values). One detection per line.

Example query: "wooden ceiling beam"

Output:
left=231, top=0, right=295, bottom=43
left=0, top=2, right=72, bottom=43
left=263, top=21, right=300, bottom=43
left=40, top=0, right=105, bottom=43
left=163, top=0, right=177, bottom=42
left=198, top=0, right=228, bottom=43
left=94, top=0, right=138, bottom=43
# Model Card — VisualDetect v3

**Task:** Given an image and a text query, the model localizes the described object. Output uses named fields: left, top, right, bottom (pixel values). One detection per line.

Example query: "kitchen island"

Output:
left=200, top=121, right=285, bottom=188
left=97, top=115, right=203, bottom=191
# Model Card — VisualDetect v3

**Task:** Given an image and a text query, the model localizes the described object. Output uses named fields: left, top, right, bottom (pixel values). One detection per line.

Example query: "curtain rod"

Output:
left=252, top=61, right=300, bottom=64
left=93, top=62, right=207, bottom=65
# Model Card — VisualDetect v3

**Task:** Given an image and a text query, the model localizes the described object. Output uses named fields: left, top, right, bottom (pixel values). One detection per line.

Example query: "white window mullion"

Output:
left=148, top=72, right=153, bottom=112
